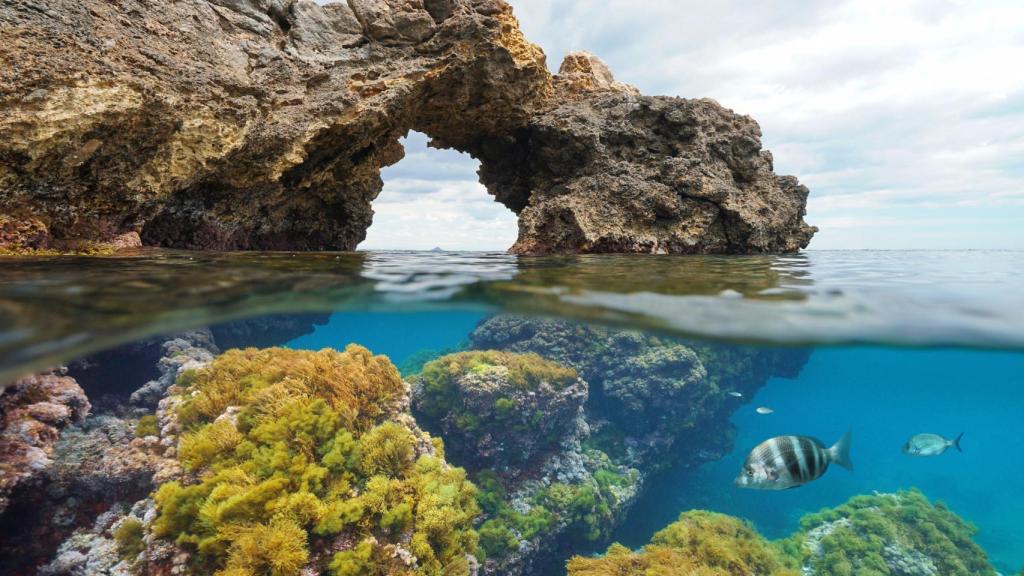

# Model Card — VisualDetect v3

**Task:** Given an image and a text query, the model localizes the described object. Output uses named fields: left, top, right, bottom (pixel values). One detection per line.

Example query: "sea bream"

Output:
left=735, top=430, right=853, bottom=490
left=902, top=432, right=963, bottom=457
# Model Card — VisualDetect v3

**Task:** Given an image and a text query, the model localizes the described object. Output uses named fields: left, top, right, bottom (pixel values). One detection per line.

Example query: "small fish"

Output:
left=735, top=430, right=853, bottom=490
left=728, top=392, right=743, bottom=398
left=902, top=432, right=963, bottom=457
left=755, top=407, right=774, bottom=415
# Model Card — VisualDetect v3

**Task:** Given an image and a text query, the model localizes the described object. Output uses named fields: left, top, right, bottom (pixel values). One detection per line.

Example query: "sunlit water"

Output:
left=1, top=250, right=1022, bottom=573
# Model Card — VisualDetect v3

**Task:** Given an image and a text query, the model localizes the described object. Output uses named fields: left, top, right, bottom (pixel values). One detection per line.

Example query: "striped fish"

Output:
left=735, top=430, right=853, bottom=490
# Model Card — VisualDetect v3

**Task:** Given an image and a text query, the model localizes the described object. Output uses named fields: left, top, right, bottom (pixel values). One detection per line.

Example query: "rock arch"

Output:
left=0, top=0, right=815, bottom=254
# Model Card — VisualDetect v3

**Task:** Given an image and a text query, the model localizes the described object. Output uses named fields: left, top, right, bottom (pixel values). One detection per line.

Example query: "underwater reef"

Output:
left=28, top=345, right=482, bottom=576
left=410, top=349, right=638, bottom=575
left=779, top=489, right=996, bottom=576
left=567, top=510, right=798, bottom=576
left=569, top=490, right=997, bottom=576
left=399, top=315, right=808, bottom=574
left=468, top=315, right=808, bottom=471
left=0, top=319, right=1013, bottom=576
left=1, top=0, right=814, bottom=255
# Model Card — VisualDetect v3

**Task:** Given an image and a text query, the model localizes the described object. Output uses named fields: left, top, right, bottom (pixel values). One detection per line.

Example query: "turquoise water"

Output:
left=285, top=313, right=1024, bottom=572
left=2, top=250, right=1023, bottom=574
left=614, top=346, right=1024, bottom=574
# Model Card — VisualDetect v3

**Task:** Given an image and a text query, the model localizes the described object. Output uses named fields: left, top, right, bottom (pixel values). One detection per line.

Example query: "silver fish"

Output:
left=902, top=432, right=963, bottom=457
left=755, top=407, right=774, bottom=415
left=735, top=430, right=853, bottom=490
left=728, top=392, right=743, bottom=398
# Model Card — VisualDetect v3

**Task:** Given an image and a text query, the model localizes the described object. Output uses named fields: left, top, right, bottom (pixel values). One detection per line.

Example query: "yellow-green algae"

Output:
left=779, top=489, right=994, bottom=576
left=151, top=346, right=479, bottom=576
left=567, top=511, right=798, bottom=576
left=415, top=350, right=579, bottom=427
left=569, top=490, right=996, bottom=576
left=134, top=414, right=159, bottom=438
left=114, top=518, right=146, bottom=562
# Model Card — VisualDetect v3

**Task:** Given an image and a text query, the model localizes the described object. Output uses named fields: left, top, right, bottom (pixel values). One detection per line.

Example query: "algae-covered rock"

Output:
left=408, top=349, right=640, bottom=576
left=144, top=346, right=480, bottom=576
left=567, top=510, right=798, bottom=576
left=569, top=491, right=996, bottom=576
left=411, top=350, right=586, bottom=476
left=469, top=315, right=807, bottom=464
left=780, top=490, right=996, bottom=576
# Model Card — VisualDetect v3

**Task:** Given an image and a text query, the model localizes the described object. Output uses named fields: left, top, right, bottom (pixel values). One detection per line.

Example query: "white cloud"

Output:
left=360, top=0, right=1024, bottom=250
left=360, top=133, right=519, bottom=251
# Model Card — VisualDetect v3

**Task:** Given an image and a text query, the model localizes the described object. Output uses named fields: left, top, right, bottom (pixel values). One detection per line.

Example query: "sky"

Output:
left=352, top=0, right=1024, bottom=251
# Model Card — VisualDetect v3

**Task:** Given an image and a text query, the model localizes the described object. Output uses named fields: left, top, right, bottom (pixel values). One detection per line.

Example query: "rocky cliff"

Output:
left=1, top=0, right=815, bottom=254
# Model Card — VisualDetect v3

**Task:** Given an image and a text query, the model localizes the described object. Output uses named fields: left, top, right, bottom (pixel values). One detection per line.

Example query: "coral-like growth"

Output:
left=150, top=346, right=480, bottom=576
left=568, top=511, right=798, bottom=576
left=781, top=489, right=995, bottom=576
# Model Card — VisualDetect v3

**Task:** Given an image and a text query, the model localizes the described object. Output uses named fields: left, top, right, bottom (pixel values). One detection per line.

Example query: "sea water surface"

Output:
left=1, top=249, right=1023, bottom=573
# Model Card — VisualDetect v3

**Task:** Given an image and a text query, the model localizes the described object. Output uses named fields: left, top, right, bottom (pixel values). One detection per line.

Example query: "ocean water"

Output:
left=284, top=316, right=1024, bottom=573
left=614, top=346, right=1024, bottom=574
left=1, top=250, right=1022, bottom=574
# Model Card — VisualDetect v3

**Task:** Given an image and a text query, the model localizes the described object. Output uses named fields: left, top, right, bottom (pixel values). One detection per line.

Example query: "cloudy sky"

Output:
left=359, top=0, right=1024, bottom=251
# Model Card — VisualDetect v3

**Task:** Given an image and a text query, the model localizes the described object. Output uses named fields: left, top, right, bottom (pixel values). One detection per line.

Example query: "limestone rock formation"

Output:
left=1, top=0, right=814, bottom=254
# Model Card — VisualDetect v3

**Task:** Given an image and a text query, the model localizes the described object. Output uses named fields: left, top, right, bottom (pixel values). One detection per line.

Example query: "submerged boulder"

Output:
left=781, top=490, right=996, bottom=576
left=0, top=0, right=814, bottom=254
left=411, top=350, right=587, bottom=477
left=569, top=490, right=997, bottom=576
left=568, top=510, right=798, bottom=576
left=0, top=369, right=90, bottom=514
left=139, top=346, right=480, bottom=575
left=469, top=315, right=808, bottom=463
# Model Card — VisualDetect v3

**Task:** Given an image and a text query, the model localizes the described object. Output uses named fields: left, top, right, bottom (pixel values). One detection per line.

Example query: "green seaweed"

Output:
left=416, top=350, right=578, bottom=422
left=782, top=489, right=995, bottom=576
left=134, top=414, right=159, bottom=438
left=151, top=346, right=480, bottom=576
left=114, top=518, right=146, bottom=562
left=567, top=511, right=798, bottom=576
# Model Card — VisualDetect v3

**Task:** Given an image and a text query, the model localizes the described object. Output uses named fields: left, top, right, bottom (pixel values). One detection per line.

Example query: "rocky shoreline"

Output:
left=1, top=0, right=814, bottom=255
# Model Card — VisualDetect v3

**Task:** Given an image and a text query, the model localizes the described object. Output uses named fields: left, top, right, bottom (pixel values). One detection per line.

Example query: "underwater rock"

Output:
left=455, top=316, right=808, bottom=573
left=209, top=313, right=331, bottom=350
left=135, top=346, right=480, bottom=575
left=567, top=510, right=798, bottom=576
left=128, top=332, right=218, bottom=409
left=40, top=501, right=146, bottom=576
left=410, top=350, right=587, bottom=478
left=68, top=329, right=218, bottom=406
left=0, top=409, right=179, bottom=573
left=781, top=489, right=996, bottom=576
left=0, top=0, right=813, bottom=254
left=408, top=350, right=641, bottom=576
left=0, top=369, right=90, bottom=515
left=469, top=315, right=807, bottom=466
left=569, top=490, right=997, bottom=576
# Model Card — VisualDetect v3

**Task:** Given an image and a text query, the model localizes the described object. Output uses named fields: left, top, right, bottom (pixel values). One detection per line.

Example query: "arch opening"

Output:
left=359, top=132, right=519, bottom=252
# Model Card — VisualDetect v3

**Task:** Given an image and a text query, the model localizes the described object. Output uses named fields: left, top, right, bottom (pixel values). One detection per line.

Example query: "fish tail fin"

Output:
left=953, top=432, right=964, bottom=453
left=828, top=428, right=854, bottom=471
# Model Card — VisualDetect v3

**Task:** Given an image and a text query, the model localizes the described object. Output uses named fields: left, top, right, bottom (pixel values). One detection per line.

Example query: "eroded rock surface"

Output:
left=1, top=0, right=814, bottom=254
left=0, top=369, right=90, bottom=515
